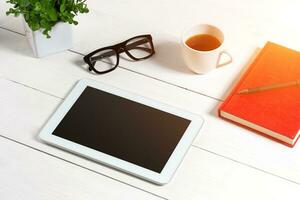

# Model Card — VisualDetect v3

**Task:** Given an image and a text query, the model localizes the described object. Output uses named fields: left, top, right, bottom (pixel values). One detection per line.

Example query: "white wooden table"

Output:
left=1, top=1, right=300, bottom=199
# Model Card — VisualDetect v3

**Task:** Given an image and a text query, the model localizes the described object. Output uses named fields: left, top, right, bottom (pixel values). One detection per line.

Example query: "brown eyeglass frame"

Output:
left=83, top=34, right=155, bottom=74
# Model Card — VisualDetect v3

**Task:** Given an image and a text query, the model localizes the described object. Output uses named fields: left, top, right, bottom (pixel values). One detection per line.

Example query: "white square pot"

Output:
left=23, top=18, right=73, bottom=58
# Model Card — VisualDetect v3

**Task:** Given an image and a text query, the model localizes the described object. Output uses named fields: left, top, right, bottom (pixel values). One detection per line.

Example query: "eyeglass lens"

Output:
left=90, top=49, right=118, bottom=73
left=88, top=36, right=153, bottom=73
left=125, top=37, right=153, bottom=59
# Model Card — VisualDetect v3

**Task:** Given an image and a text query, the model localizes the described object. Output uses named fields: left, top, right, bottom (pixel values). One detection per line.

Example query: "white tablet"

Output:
left=39, top=79, right=204, bottom=185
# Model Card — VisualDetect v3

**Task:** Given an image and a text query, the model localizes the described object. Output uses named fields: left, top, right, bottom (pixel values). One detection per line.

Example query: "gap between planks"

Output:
left=1, top=26, right=300, bottom=188
left=0, top=26, right=223, bottom=102
left=2, top=76, right=300, bottom=188
left=0, top=134, right=169, bottom=200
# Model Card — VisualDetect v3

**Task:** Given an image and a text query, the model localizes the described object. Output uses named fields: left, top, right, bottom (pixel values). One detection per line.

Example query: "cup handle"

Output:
left=217, top=50, right=233, bottom=68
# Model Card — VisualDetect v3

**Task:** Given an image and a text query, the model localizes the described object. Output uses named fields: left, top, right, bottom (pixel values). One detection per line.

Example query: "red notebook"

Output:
left=219, top=42, right=300, bottom=147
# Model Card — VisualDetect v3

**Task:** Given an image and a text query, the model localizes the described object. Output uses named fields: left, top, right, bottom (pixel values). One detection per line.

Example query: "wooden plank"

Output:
left=1, top=25, right=300, bottom=186
left=2, top=0, right=300, bottom=99
left=72, top=0, right=300, bottom=100
left=0, top=137, right=163, bottom=200
left=1, top=27, right=300, bottom=186
left=0, top=78, right=300, bottom=199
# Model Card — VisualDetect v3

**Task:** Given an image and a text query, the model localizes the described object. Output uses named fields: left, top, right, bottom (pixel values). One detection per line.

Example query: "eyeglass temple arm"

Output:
left=90, top=38, right=152, bottom=62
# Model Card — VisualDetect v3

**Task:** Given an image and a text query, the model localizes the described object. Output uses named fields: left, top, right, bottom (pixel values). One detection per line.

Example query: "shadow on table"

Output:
left=72, top=41, right=194, bottom=75
left=152, top=41, right=194, bottom=74
left=73, top=58, right=91, bottom=73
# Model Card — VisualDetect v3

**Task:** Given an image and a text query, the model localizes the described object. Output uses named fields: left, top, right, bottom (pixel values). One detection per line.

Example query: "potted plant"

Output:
left=6, top=0, right=89, bottom=57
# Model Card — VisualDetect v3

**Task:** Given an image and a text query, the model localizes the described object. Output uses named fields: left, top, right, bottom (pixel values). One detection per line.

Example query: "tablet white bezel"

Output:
left=39, top=79, right=204, bottom=185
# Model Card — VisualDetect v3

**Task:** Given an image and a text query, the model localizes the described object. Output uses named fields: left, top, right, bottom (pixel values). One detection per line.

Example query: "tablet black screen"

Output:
left=52, top=86, right=191, bottom=173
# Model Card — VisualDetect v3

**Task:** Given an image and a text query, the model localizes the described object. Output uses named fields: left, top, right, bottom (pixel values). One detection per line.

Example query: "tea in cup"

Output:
left=181, top=24, right=232, bottom=74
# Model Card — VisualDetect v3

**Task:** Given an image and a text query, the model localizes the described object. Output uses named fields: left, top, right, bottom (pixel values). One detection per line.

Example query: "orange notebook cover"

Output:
left=219, top=42, right=300, bottom=147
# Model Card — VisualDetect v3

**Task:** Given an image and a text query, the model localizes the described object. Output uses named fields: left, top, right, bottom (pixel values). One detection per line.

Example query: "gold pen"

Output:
left=238, top=80, right=300, bottom=94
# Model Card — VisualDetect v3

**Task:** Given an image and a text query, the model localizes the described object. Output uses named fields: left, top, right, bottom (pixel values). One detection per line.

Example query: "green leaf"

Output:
left=60, top=4, right=65, bottom=12
left=30, top=22, right=40, bottom=31
left=34, top=2, right=41, bottom=11
left=48, top=8, right=58, bottom=21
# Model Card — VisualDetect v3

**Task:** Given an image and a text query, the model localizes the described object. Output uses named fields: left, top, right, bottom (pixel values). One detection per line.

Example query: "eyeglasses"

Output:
left=83, top=34, right=155, bottom=74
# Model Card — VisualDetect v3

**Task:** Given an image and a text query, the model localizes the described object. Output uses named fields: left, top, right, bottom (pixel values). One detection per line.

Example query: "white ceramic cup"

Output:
left=181, top=24, right=232, bottom=74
